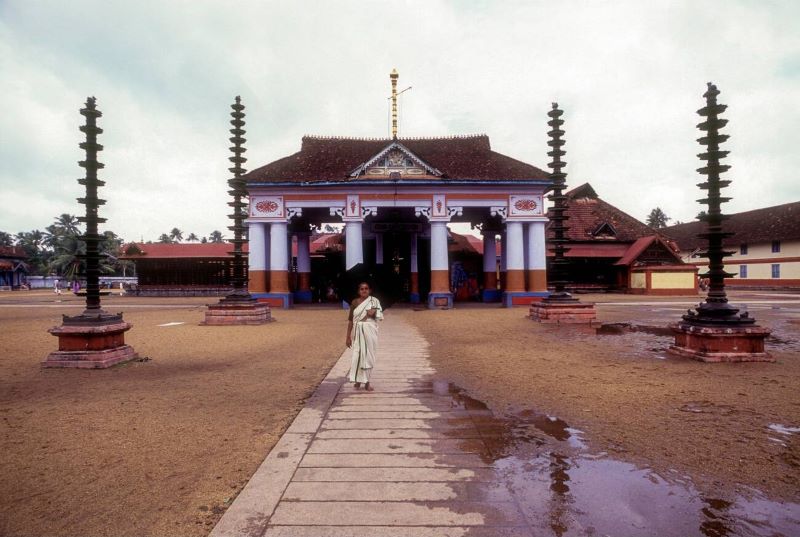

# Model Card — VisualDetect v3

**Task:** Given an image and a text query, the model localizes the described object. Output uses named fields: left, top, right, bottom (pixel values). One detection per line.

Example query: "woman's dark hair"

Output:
left=357, top=281, right=371, bottom=290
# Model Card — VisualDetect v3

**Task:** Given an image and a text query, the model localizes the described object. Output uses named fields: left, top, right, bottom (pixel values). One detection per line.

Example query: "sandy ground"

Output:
left=0, top=291, right=346, bottom=537
left=404, top=293, right=800, bottom=503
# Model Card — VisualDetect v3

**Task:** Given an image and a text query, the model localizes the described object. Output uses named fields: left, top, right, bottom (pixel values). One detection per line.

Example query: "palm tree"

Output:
left=16, top=230, right=49, bottom=274
left=54, top=213, right=80, bottom=235
left=158, top=234, right=173, bottom=244
left=48, top=232, right=84, bottom=281
left=646, top=207, right=671, bottom=229
left=169, top=228, right=183, bottom=243
left=0, top=231, right=13, bottom=247
left=186, top=232, right=199, bottom=242
left=208, top=230, right=224, bottom=243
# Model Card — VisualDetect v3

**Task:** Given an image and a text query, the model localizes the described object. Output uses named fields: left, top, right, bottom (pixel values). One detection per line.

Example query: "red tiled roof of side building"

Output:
left=0, top=246, right=28, bottom=259
left=120, top=242, right=248, bottom=259
left=662, top=201, right=800, bottom=251
left=547, top=183, right=659, bottom=243
left=244, top=135, right=549, bottom=183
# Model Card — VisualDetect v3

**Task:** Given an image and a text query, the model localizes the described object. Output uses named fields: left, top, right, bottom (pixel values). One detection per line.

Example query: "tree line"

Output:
left=155, top=228, right=225, bottom=244
left=0, top=215, right=227, bottom=277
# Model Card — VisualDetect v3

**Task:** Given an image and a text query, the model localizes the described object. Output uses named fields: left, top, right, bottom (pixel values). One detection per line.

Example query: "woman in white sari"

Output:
left=346, top=282, right=384, bottom=391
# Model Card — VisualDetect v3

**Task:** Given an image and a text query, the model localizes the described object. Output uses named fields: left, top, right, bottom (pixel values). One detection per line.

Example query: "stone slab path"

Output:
left=210, top=314, right=535, bottom=537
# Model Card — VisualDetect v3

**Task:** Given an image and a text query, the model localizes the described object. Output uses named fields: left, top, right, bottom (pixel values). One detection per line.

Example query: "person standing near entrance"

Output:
left=346, top=282, right=383, bottom=391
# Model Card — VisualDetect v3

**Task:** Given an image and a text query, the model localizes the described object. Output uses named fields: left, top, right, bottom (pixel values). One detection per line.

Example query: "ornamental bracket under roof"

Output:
left=349, top=141, right=443, bottom=179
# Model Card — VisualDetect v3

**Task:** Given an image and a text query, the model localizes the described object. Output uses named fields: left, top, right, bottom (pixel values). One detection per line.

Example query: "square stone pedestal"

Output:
left=530, top=300, right=597, bottom=324
left=203, top=302, right=272, bottom=325
left=44, top=320, right=137, bottom=368
left=427, top=292, right=453, bottom=309
left=668, top=323, right=772, bottom=362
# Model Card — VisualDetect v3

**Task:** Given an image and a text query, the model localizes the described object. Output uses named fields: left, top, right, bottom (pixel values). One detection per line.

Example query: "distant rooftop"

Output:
left=663, top=201, right=800, bottom=250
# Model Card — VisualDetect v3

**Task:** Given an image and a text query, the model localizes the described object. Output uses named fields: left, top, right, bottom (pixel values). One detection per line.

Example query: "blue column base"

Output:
left=428, top=292, right=454, bottom=309
left=293, top=290, right=313, bottom=303
left=482, top=289, right=502, bottom=303
left=502, top=291, right=550, bottom=308
left=409, top=293, right=421, bottom=304
left=251, top=292, right=293, bottom=309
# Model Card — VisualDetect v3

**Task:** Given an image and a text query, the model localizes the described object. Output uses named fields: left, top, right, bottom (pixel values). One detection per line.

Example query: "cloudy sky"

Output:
left=1, top=0, right=798, bottom=242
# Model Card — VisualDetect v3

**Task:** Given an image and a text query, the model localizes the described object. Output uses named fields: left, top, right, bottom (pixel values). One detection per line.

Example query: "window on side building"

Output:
left=740, top=243, right=748, bottom=255
left=739, top=265, right=747, bottom=278
left=772, top=240, right=781, bottom=253
left=771, top=264, right=780, bottom=278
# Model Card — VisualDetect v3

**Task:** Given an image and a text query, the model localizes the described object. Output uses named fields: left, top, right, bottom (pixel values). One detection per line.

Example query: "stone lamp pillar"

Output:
left=43, top=97, right=138, bottom=368
left=668, top=84, right=771, bottom=362
left=204, top=97, right=271, bottom=324
left=530, top=103, right=596, bottom=323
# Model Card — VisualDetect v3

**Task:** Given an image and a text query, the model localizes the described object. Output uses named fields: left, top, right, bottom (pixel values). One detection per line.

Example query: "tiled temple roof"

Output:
left=244, top=135, right=548, bottom=183
left=547, top=183, right=658, bottom=243
left=0, top=246, right=27, bottom=259
left=663, top=201, right=800, bottom=251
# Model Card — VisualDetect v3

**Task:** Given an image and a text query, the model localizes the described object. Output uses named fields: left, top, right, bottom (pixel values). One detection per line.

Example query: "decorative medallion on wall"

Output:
left=432, top=194, right=447, bottom=218
left=509, top=195, right=543, bottom=217
left=250, top=196, right=285, bottom=219
left=346, top=195, right=361, bottom=219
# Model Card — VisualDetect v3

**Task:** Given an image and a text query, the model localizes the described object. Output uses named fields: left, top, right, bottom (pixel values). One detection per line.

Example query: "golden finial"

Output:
left=390, top=69, right=399, bottom=139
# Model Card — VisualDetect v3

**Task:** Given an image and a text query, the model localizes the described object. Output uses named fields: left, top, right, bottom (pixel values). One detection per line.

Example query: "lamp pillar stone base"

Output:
left=668, top=323, right=772, bottom=362
left=44, top=319, right=138, bottom=369
left=203, top=299, right=272, bottom=325
left=530, top=298, right=597, bottom=324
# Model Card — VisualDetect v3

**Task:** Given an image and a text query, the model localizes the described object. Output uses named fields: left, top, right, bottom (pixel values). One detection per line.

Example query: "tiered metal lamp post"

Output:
left=669, top=83, right=771, bottom=361
left=204, top=96, right=271, bottom=325
left=530, top=103, right=597, bottom=323
left=43, top=97, right=138, bottom=368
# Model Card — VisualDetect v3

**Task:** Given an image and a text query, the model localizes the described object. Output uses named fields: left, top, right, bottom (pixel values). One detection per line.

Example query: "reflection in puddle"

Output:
left=437, top=381, right=800, bottom=537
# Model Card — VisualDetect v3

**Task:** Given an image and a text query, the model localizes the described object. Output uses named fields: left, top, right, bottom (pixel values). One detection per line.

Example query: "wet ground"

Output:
left=221, top=311, right=800, bottom=537
left=442, top=380, right=800, bottom=536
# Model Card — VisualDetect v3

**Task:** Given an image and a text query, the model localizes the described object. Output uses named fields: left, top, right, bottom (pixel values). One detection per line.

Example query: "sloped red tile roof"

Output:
left=244, top=135, right=549, bottom=183
left=120, top=242, right=246, bottom=259
left=0, top=246, right=27, bottom=259
left=662, top=201, right=800, bottom=251
left=614, top=235, right=683, bottom=266
left=547, top=183, right=658, bottom=243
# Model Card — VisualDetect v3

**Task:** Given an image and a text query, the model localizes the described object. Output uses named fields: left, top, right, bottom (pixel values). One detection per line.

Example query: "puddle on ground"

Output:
left=433, top=381, right=800, bottom=537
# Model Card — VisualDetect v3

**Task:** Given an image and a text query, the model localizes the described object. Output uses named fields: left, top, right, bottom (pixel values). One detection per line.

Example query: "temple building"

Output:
left=0, top=246, right=28, bottom=290
left=243, top=131, right=551, bottom=308
left=664, top=200, right=800, bottom=290
left=550, top=183, right=697, bottom=294
left=237, top=70, right=552, bottom=308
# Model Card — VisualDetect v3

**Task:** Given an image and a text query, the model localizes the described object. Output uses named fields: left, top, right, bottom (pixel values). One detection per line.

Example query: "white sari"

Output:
left=348, top=296, right=384, bottom=383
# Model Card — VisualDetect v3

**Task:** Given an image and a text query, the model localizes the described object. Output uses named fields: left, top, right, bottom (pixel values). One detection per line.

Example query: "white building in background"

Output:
left=664, top=201, right=800, bottom=290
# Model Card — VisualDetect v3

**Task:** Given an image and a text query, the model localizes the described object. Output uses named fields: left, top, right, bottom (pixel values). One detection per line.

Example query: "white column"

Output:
left=375, top=233, right=384, bottom=265
left=345, top=221, right=363, bottom=270
left=523, top=224, right=530, bottom=272
left=248, top=222, right=266, bottom=272
left=430, top=222, right=449, bottom=272
left=528, top=222, right=546, bottom=270
left=505, top=221, right=525, bottom=292
left=297, top=232, right=311, bottom=273
left=410, top=233, right=418, bottom=273
left=270, top=222, right=288, bottom=273
left=482, top=232, right=496, bottom=274
left=500, top=231, right=507, bottom=274
left=505, top=222, right=524, bottom=271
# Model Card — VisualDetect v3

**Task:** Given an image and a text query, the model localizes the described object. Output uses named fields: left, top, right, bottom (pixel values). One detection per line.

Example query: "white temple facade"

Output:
left=244, top=136, right=552, bottom=308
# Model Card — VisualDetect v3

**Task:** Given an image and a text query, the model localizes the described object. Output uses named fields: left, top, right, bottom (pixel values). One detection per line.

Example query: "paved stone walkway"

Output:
left=211, top=314, right=533, bottom=537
